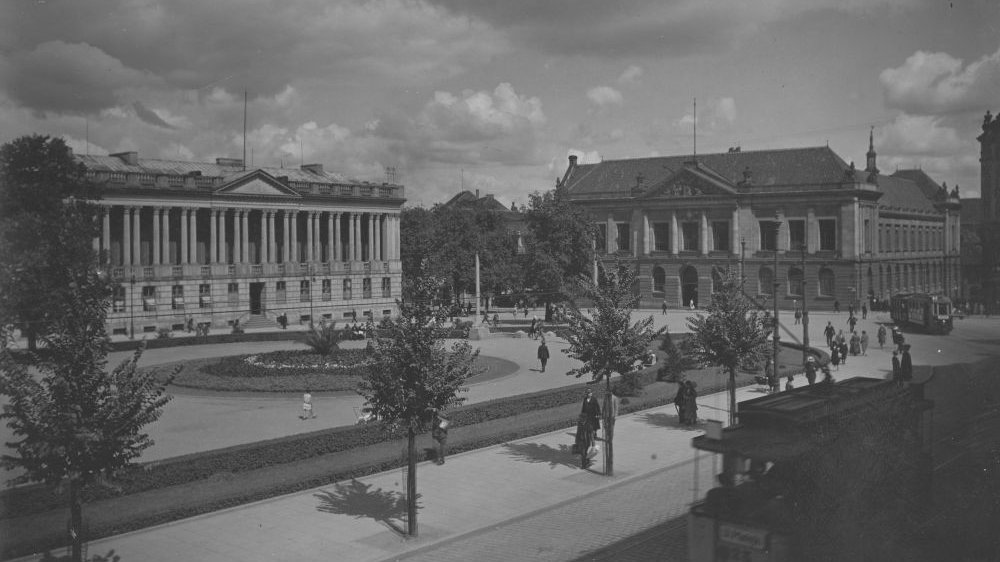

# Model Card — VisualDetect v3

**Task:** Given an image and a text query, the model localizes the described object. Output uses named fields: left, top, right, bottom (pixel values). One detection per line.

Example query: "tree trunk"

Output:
left=728, top=367, right=737, bottom=427
left=406, top=427, right=418, bottom=537
left=604, top=380, right=614, bottom=476
left=26, top=325, right=37, bottom=351
left=69, top=479, right=83, bottom=562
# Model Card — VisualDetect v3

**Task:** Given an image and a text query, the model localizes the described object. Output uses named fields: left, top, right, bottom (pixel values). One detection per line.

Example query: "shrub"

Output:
left=156, top=327, right=172, bottom=339
left=302, top=322, right=342, bottom=355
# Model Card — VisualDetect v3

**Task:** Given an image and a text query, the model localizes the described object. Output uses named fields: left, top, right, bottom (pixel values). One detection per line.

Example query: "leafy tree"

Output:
left=356, top=274, right=478, bottom=536
left=302, top=322, right=343, bottom=356
left=399, top=206, right=438, bottom=282
left=0, top=135, right=101, bottom=351
left=562, top=262, right=660, bottom=476
left=685, top=268, right=770, bottom=427
left=656, top=331, right=697, bottom=382
left=0, top=263, right=175, bottom=561
left=521, top=185, right=595, bottom=320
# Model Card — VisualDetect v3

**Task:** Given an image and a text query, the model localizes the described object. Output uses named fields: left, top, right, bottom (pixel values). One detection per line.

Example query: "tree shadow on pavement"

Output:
left=637, top=412, right=703, bottom=431
left=501, top=440, right=579, bottom=469
left=314, top=479, right=418, bottom=536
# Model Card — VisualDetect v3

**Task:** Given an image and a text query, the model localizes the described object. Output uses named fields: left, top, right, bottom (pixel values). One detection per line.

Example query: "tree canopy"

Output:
left=520, top=185, right=596, bottom=306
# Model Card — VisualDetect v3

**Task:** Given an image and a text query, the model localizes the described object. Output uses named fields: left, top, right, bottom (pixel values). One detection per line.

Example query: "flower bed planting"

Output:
left=171, top=349, right=372, bottom=392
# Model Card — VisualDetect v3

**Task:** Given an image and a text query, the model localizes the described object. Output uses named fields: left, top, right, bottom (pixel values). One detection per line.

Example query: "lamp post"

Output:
left=772, top=213, right=781, bottom=377
left=129, top=273, right=136, bottom=340
left=309, top=266, right=315, bottom=328
left=740, top=237, right=746, bottom=286
left=800, top=243, right=809, bottom=366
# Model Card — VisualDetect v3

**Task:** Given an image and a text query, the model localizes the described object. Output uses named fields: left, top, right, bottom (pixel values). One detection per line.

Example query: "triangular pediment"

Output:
left=215, top=170, right=302, bottom=197
left=639, top=165, right=737, bottom=199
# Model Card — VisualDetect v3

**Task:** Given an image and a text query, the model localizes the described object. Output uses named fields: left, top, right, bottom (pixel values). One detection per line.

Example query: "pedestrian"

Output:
left=860, top=330, right=869, bottom=355
left=765, top=359, right=779, bottom=394
left=186, top=316, right=194, bottom=333
left=862, top=303, right=868, bottom=319
left=537, top=339, right=550, bottom=372
left=891, top=350, right=901, bottom=382
left=432, top=409, right=449, bottom=465
left=662, top=300, right=668, bottom=315
left=794, top=307, right=802, bottom=325
left=674, top=381, right=688, bottom=424
left=301, top=388, right=316, bottom=420
left=833, top=300, right=840, bottom=314
left=836, top=329, right=846, bottom=347
left=580, top=389, right=601, bottom=468
left=785, top=375, right=794, bottom=391
left=840, top=341, right=849, bottom=365
left=831, top=346, right=841, bottom=370
left=900, top=345, right=913, bottom=381
left=529, top=316, right=538, bottom=340
left=877, top=325, right=887, bottom=349
left=682, top=380, right=698, bottom=425
left=492, top=313, right=500, bottom=328
left=824, top=322, right=835, bottom=348
left=821, top=364, right=834, bottom=384
left=850, top=332, right=860, bottom=356
left=848, top=304, right=854, bottom=318
left=848, top=315, right=858, bottom=333
left=804, top=356, right=817, bottom=385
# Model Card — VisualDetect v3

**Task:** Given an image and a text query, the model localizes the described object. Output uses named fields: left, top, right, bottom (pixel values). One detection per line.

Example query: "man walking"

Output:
left=824, top=322, right=836, bottom=348
left=794, top=307, right=802, bottom=325
left=862, top=303, right=868, bottom=319
left=877, top=325, right=887, bottom=350
left=804, top=356, right=817, bottom=385
left=891, top=350, right=901, bottom=382
left=860, top=330, right=869, bottom=355
left=847, top=314, right=858, bottom=333
left=537, top=339, right=550, bottom=373
left=662, top=300, right=668, bottom=315
left=432, top=410, right=449, bottom=465
left=900, top=344, right=913, bottom=382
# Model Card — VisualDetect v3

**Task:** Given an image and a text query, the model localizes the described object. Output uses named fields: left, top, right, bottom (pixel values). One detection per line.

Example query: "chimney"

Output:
left=568, top=154, right=578, bottom=167
left=475, top=189, right=480, bottom=199
left=110, top=151, right=139, bottom=166
left=301, top=163, right=324, bottom=175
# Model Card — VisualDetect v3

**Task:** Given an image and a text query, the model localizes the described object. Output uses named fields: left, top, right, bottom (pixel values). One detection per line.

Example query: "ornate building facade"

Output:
left=81, top=151, right=404, bottom=336
left=966, top=109, right=1000, bottom=312
left=560, top=134, right=960, bottom=310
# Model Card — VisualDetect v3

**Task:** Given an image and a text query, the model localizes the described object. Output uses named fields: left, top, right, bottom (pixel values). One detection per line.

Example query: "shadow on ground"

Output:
left=314, top=479, right=418, bottom=536
left=501, top=439, right=579, bottom=469
left=39, top=550, right=120, bottom=561
left=637, top=412, right=703, bottom=431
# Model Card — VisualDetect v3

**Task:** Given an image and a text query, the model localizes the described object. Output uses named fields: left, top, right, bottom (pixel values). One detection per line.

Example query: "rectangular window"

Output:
left=141, top=285, right=156, bottom=312
left=276, top=280, right=287, bottom=304
left=894, top=225, right=900, bottom=252
left=343, top=279, right=352, bottom=300
left=819, top=219, right=837, bottom=251
left=653, top=223, right=670, bottom=252
left=616, top=223, right=630, bottom=252
left=227, top=282, right=239, bottom=305
left=712, top=221, right=730, bottom=252
left=382, top=277, right=391, bottom=298
left=682, top=222, right=699, bottom=251
left=788, top=220, right=806, bottom=251
left=864, top=219, right=872, bottom=252
left=113, top=286, right=127, bottom=312
left=363, top=277, right=372, bottom=299
left=199, top=283, right=212, bottom=309
left=759, top=221, right=777, bottom=251
left=322, top=279, right=332, bottom=301
left=171, top=284, right=185, bottom=310
left=595, top=224, right=607, bottom=253
left=300, top=280, right=311, bottom=301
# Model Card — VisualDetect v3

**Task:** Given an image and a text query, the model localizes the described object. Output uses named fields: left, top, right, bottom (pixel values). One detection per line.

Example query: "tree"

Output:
left=685, top=268, right=770, bottom=427
left=0, top=263, right=175, bottom=561
left=356, top=274, right=478, bottom=536
left=521, top=185, right=595, bottom=320
left=562, top=262, right=660, bottom=476
left=0, top=135, right=101, bottom=350
left=399, top=206, right=438, bottom=282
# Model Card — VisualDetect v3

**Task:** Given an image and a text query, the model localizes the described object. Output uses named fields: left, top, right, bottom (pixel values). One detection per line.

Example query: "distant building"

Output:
left=81, top=151, right=404, bottom=336
left=969, top=109, right=1000, bottom=312
left=440, top=189, right=526, bottom=254
left=559, top=132, right=960, bottom=309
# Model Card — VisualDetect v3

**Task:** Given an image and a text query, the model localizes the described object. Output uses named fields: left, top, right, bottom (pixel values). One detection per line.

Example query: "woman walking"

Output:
left=831, top=346, right=841, bottom=370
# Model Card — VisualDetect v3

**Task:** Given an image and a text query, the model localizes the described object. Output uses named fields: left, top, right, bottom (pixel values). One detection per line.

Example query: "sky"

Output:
left=0, top=0, right=998, bottom=208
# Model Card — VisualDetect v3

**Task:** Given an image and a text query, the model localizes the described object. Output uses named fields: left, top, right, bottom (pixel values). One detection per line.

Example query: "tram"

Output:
left=889, top=293, right=953, bottom=334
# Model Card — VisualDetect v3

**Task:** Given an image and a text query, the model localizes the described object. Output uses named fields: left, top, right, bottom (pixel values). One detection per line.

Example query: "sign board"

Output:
left=719, top=523, right=768, bottom=550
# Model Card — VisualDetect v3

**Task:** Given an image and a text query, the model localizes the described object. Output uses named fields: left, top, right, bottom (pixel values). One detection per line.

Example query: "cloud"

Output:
left=675, top=97, right=736, bottom=128
left=568, top=149, right=601, bottom=165
left=586, top=86, right=623, bottom=107
left=877, top=115, right=964, bottom=156
left=133, top=102, right=176, bottom=129
left=0, top=40, right=154, bottom=114
left=617, top=65, right=643, bottom=85
left=880, top=46, right=1000, bottom=115
left=714, top=97, right=736, bottom=124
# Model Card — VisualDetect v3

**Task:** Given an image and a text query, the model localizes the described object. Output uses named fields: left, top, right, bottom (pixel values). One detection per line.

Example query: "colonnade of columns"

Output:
left=97, top=205, right=401, bottom=267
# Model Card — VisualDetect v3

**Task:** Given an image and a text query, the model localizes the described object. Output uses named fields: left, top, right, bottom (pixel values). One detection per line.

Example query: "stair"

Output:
left=242, top=314, right=278, bottom=330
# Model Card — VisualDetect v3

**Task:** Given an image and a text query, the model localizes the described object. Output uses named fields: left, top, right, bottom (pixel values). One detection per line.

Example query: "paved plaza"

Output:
left=5, top=309, right=1000, bottom=561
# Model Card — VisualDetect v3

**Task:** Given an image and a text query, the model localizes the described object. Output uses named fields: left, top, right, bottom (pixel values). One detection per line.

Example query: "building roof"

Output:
left=561, top=146, right=853, bottom=197
left=441, top=190, right=517, bottom=213
left=875, top=173, right=939, bottom=214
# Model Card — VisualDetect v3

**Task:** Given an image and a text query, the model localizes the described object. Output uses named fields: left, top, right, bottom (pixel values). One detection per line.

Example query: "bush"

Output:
left=156, top=327, right=172, bottom=339
left=302, top=323, right=343, bottom=355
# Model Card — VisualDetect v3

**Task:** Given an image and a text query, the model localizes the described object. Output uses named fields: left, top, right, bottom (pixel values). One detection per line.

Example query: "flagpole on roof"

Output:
left=243, top=90, right=248, bottom=171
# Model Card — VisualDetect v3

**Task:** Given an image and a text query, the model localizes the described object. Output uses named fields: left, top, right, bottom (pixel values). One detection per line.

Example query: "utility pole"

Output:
left=772, top=213, right=781, bottom=377
left=801, top=243, right=809, bottom=365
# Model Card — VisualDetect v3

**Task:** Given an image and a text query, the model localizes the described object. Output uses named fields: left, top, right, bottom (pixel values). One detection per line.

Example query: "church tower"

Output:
left=865, top=127, right=879, bottom=176
left=980, top=110, right=1000, bottom=222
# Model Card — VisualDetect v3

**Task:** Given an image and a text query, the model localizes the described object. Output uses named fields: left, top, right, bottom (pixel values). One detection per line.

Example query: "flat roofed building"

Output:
left=82, top=151, right=404, bottom=335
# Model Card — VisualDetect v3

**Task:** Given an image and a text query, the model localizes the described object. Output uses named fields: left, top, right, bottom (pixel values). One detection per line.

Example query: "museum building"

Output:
left=559, top=133, right=961, bottom=309
left=80, top=151, right=405, bottom=336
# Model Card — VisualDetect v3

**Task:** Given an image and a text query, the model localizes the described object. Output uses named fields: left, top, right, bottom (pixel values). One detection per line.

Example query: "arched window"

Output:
left=818, top=268, right=835, bottom=297
left=788, top=267, right=803, bottom=297
left=758, top=267, right=774, bottom=296
left=652, top=266, right=666, bottom=295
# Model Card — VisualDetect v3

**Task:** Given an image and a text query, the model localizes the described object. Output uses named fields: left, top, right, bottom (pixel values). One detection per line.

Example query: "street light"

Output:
left=309, top=266, right=315, bottom=328
left=800, top=243, right=809, bottom=366
left=129, top=273, right=136, bottom=340
left=772, top=213, right=781, bottom=377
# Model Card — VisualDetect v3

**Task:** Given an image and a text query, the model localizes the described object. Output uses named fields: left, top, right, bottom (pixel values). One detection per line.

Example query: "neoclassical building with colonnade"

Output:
left=79, top=151, right=404, bottom=336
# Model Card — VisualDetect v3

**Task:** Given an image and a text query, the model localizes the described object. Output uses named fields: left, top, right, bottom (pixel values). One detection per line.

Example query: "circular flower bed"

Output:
left=173, top=349, right=373, bottom=392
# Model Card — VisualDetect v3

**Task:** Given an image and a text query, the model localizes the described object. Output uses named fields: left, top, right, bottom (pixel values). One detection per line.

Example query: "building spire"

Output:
left=865, top=126, right=878, bottom=174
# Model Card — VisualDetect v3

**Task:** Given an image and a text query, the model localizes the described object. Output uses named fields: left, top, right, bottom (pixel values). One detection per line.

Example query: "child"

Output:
left=301, top=389, right=316, bottom=420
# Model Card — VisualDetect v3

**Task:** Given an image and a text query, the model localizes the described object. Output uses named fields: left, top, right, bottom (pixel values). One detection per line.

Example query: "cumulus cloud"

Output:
left=676, top=97, right=736, bottom=129
left=587, top=86, right=624, bottom=107
left=617, top=65, right=643, bottom=85
left=878, top=115, right=964, bottom=156
left=880, top=46, right=1000, bottom=115
left=714, top=97, right=736, bottom=124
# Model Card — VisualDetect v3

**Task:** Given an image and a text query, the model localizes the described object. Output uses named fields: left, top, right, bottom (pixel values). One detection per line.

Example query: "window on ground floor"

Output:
left=788, top=267, right=803, bottom=297
left=616, top=223, right=631, bottom=252
left=343, top=279, right=352, bottom=300
left=228, top=282, right=239, bottom=306
left=759, top=221, right=777, bottom=251
left=113, top=285, right=126, bottom=312
left=363, top=277, right=372, bottom=299
left=322, top=279, right=332, bottom=301
left=788, top=220, right=805, bottom=251
left=382, top=277, right=391, bottom=298
left=300, top=280, right=311, bottom=301
left=758, top=267, right=774, bottom=295
left=171, top=284, right=185, bottom=310
left=199, top=283, right=212, bottom=309
left=818, top=268, right=835, bottom=296
left=652, top=266, right=666, bottom=294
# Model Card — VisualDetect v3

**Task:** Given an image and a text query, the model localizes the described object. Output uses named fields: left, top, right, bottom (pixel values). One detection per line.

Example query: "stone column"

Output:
left=606, top=215, right=616, bottom=253
left=334, top=213, right=342, bottom=261
left=259, top=210, right=267, bottom=264
left=241, top=210, right=250, bottom=264
left=367, top=214, right=375, bottom=261
left=374, top=214, right=382, bottom=261
left=700, top=212, right=709, bottom=255
left=267, top=211, right=277, bottom=264
left=732, top=208, right=740, bottom=256
left=291, top=210, right=299, bottom=263
left=670, top=211, right=678, bottom=255
left=152, top=208, right=161, bottom=265
left=180, top=209, right=189, bottom=264
left=807, top=208, right=817, bottom=254
left=101, top=206, right=111, bottom=260
left=348, top=213, right=357, bottom=261
left=219, top=209, right=228, bottom=264
left=642, top=213, right=650, bottom=255
left=162, top=207, right=171, bottom=265
left=306, top=211, right=314, bottom=264
left=327, top=212, right=335, bottom=262
left=189, top=209, right=198, bottom=264
left=393, top=214, right=400, bottom=259
left=282, top=210, right=290, bottom=263
left=233, top=210, right=242, bottom=264
left=122, top=207, right=132, bottom=266
left=131, top=206, right=141, bottom=266
left=313, top=212, right=321, bottom=262
left=209, top=209, right=218, bottom=264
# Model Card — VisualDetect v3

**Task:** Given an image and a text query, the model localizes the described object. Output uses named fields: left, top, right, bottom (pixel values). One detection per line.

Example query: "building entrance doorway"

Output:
left=250, top=282, right=265, bottom=315
left=681, top=266, right=699, bottom=308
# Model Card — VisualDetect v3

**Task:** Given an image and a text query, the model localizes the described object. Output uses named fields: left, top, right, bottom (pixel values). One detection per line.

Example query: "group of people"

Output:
left=673, top=380, right=699, bottom=426
left=823, top=320, right=870, bottom=370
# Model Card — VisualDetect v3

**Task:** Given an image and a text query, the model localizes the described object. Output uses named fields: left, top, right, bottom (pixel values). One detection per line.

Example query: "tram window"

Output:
left=937, top=304, right=949, bottom=315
